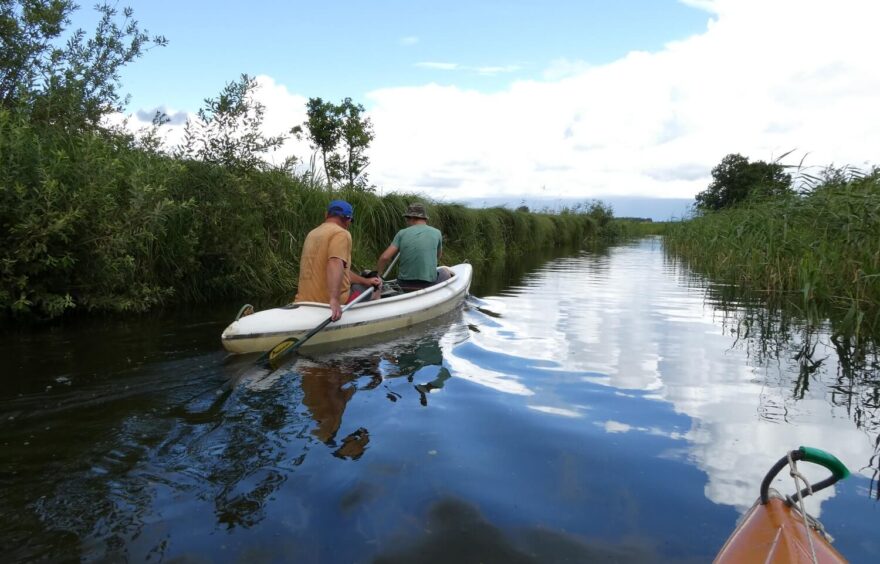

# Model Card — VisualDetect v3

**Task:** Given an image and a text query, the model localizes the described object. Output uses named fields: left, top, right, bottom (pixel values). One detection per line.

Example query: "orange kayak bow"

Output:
left=714, top=447, right=850, bottom=563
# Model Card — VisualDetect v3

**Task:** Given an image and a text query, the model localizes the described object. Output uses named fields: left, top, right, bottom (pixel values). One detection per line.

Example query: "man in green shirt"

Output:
left=377, top=203, right=444, bottom=292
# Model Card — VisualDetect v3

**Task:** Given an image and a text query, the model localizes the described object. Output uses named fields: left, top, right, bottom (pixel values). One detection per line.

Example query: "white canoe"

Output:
left=221, top=263, right=473, bottom=354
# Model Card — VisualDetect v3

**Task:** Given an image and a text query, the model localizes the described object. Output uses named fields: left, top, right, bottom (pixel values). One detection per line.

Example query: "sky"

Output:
left=73, top=0, right=880, bottom=212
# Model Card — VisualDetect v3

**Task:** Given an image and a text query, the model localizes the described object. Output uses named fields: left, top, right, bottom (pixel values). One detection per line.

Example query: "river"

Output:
left=2, top=237, right=878, bottom=562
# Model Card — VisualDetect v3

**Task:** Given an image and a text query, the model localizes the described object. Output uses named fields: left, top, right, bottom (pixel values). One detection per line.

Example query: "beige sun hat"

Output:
left=403, top=202, right=429, bottom=219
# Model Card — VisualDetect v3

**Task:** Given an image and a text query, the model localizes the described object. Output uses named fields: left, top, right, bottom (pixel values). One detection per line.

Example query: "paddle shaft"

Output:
left=266, top=252, right=400, bottom=366
left=286, top=284, right=373, bottom=352
left=310, top=250, right=398, bottom=340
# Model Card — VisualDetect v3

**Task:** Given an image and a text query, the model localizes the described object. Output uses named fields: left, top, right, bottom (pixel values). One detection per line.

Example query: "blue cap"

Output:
left=327, top=199, right=353, bottom=219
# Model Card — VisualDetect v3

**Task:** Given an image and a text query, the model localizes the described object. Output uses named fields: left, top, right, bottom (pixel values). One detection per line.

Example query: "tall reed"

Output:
left=664, top=169, right=880, bottom=338
left=0, top=111, right=606, bottom=320
left=611, top=220, right=668, bottom=238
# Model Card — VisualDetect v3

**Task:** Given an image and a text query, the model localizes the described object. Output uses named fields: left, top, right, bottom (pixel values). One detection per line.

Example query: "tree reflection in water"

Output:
left=704, top=284, right=880, bottom=499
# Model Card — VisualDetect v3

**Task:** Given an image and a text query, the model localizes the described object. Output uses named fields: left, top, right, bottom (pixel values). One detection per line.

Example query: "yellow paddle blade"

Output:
left=268, top=338, right=298, bottom=364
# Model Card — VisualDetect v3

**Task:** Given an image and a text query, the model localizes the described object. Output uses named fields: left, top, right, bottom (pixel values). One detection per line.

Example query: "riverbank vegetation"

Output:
left=0, top=101, right=610, bottom=321
left=665, top=155, right=880, bottom=339
left=0, top=2, right=612, bottom=321
left=611, top=219, right=668, bottom=238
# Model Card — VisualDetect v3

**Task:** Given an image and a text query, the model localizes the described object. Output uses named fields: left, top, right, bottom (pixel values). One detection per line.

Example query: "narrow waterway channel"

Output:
left=2, top=237, right=877, bottom=562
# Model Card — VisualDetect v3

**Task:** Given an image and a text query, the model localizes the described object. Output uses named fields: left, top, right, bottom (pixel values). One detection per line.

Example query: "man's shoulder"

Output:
left=403, top=224, right=442, bottom=235
left=422, top=224, right=442, bottom=238
left=315, top=222, right=350, bottom=237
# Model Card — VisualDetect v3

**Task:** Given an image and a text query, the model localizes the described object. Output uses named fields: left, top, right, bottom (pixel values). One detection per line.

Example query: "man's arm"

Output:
left=326, top=257, right=345, bottom=321
left=377, top=244, right=399, bottom=275
left=351, top=271, right=382, bottom=287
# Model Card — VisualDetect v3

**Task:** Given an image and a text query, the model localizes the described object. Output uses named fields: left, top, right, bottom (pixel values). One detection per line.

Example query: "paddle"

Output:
left=177, top=252, right=398, bottom=416
left=261, top=252, right=400, bottom=370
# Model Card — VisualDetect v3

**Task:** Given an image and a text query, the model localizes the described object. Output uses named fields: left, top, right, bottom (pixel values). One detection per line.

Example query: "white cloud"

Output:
left=678, top=0, right=719, bottom=11
left=474, top=64, right=521, bottom=75
left=542, top=58, right=593, bottom=81
left=250, top=75, right=313, bottom=167
left=399, top=36, right=419, bottom=46
left=362, top=0, right=880, bottom=201
left=416, top=61, right=459, bottom=71
left=125, top=1, right=880, bottom=202
left=416, top=62, right=522, bottom=76
left=120, top=75, right=312, bottom=168
left=108, top=105, right=189, bottom=148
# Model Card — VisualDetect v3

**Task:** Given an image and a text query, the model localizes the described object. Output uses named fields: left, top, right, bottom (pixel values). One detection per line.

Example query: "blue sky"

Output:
left=74, top=1, right=707, bottom=111
left=72, top=1, right=880, bottom=213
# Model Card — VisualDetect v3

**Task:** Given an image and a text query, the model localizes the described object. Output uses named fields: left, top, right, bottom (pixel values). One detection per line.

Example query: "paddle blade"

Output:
left=267, top=337, right=299, bottom=367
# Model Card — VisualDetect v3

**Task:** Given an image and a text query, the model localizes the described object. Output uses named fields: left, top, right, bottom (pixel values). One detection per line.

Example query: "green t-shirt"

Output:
left=392, top=224, right=443, bottom=282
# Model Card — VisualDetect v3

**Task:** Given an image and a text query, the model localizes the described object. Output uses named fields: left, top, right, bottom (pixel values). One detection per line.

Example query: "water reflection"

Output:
left=3, top=239, right=878, bottom=561
left=0, top=308, right=465, bottom=560
left=463, top=239, right=877, bottom=522
left=695, top=276, right=880, bottom=501
left=373, top=497, right=658, bottom=563
left=378, top=337, right=451, bottom=406
left=204, top=328, right=463, bottom=528
left=299, top=360, right=369, bottom=458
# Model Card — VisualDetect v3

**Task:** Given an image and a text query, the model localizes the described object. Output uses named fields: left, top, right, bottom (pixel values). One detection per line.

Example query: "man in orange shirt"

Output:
left=295, top=200, right=381, bottom=320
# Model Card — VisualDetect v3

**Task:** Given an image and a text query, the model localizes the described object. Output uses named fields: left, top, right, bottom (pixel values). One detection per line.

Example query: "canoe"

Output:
left=714, top=446, right=850, bottom=563
left=221, top=263, right=472, bottom=354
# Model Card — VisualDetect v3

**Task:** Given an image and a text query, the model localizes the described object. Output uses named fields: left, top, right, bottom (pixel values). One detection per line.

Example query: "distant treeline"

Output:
left=665, top=154, right=880, bottom=338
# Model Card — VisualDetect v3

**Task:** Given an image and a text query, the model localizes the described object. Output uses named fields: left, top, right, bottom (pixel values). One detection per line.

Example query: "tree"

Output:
left=695, top=153, right=793, bottom=211
left=0, top=1, right=166, bottom=130
left=302, top=97, right=342, bottom=187
left=300, top=96, right=374, bottom=190
left=584, top=199, right=613, bottom=227
left=176, top=74, right=288, bottom=171
left=337, top=97, right=374, bottom=188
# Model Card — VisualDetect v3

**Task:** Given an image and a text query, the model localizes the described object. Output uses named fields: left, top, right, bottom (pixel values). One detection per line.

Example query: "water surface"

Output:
left=2, top=238, right=878, bottom=562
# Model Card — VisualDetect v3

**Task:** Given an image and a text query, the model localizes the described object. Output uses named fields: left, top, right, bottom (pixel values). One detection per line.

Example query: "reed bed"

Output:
left=664, top=170, right=880, bottom=338
left=0, top=112, right=604, bottom=320
left=611, top=220, right=668, bottom=238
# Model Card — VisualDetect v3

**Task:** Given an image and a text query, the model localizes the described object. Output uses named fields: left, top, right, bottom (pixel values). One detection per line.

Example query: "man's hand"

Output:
left=329, top=297, right=343, bottom=321
left=351, top=272, right=382, bottom=291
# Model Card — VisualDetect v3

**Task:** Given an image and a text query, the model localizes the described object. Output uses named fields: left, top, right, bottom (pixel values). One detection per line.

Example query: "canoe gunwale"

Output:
left=222, top=280, right=470, bottom=342
left=220, top=263, right=472, bottom=353
left=288, top=267, right=462, bottom=312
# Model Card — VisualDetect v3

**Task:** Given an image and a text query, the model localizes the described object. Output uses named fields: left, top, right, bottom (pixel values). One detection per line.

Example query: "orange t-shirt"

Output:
left=294, top=222, right=352, bottom=303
